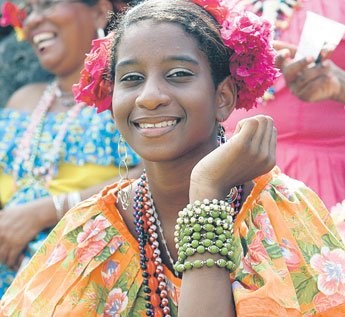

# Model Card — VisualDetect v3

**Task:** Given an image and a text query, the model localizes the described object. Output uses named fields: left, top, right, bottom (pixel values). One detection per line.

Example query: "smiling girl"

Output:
left=1, top=0, right=345, bottom=316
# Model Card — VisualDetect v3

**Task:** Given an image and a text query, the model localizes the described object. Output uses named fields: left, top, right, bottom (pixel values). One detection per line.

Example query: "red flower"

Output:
left=73, top=32, right=114, bottom=113
left=0, top=2, right=26, bottom=28
left=0, top=2, right=26, bottom=40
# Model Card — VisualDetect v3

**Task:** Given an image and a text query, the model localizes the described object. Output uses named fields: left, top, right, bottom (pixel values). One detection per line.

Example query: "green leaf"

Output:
left=296, top=240, right=320, bottom=265
left=262, top=240, right=282, bottom=260
left=118, top=243, right=129, bottom=255
left=95, top=300, right=105, bottom=315
left=37, top=243, right=47, bottom=256
left=94, top=246, right=112, bottom=262
left=252, top=205, right=264, bottom=221
left=61, top=249, right=76, bottom=270
left=96, top=283, right=107, bottom=301
left=267, top=186, right=280, bottom=202
left=169, top=300, right=179, bottom=316
left=115, top=271, right=131, bottom=291
left=291, top=272, right=318, bottom=304
left=234, top=268, right=249, bottom=281
left=46, top=230, right=58, bottom=245
left=104, top=226, right=119, bottom=241
left=321, top=233, right=344, bottom=250
left=64, top=227, right=83, bottom=244
left=240, top=237, right=248, bottom=257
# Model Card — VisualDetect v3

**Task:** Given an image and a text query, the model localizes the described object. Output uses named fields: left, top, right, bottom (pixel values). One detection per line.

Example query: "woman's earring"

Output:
left=117, top=136, right=132, bottom=210
left=97, top=28, right=105, bottom=39
left=217, top=123, right=226, bottom=145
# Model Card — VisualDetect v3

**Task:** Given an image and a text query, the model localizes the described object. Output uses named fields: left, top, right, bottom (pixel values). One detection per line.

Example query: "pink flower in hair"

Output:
left=0, top=2, right=26, bottom=41
left=191, top=0, right=279, bottom=110
left=73, top=32, right=114, bottom=113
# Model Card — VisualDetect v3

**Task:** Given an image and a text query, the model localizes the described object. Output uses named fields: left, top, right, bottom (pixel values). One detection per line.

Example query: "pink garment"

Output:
left=224, top=0, right=345, bottom=210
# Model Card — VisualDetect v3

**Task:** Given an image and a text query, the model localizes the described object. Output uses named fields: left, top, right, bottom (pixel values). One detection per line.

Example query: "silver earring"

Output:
left=117, top=136, right=132, bottom=210
left=97, top=28, right=105, bottom=39
left=217, top=123, right=226, bottom=145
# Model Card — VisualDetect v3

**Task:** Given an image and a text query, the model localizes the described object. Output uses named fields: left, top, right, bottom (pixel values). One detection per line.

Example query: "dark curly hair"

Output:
left=109, top=0, right=231, bottom=88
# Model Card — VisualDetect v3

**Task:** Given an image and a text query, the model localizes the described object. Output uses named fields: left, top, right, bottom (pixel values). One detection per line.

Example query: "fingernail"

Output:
left=306, top=56, right=314, bottom=63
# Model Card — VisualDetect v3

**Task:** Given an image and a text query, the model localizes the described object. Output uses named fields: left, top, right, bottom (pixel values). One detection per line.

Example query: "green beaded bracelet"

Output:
left=174, top=258, right=235, bottom=273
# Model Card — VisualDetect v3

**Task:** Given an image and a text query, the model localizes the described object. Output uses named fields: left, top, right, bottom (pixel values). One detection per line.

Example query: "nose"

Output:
left=23, top=9, right=45, bottom=31
left=135, top=76, right=171, bottom=110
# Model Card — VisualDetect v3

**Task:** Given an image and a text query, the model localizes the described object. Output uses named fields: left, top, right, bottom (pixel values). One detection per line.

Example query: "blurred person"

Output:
left=223, top=0, right=345, bottom=214
left=0, top=0, right=141, bottom=298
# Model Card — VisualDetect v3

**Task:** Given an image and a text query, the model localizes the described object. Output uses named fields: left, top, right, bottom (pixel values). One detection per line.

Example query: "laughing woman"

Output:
left=1, top=0, right=345, bottom=316
left=0, top=0, right=141, bottom=298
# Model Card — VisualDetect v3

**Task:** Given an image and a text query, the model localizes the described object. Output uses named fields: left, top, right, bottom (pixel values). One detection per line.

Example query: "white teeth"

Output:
left=37, top=39, right=55, bottom=51
left=138, top=120, right=177, bottom=129
left=33, top=32, right=55, bottom=45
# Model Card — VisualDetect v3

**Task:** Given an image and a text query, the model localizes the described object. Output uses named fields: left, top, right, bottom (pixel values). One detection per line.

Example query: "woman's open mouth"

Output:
left=32, top=32, right=56, bottom=52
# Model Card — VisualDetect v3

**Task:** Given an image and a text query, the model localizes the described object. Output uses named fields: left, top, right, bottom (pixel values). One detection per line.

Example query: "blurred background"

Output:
left=0, top=0, right=53, bottom=108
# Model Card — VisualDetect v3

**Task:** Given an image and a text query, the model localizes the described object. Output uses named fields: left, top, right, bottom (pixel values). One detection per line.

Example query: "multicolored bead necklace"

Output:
left=133, top=171, right=243, bottom=316
left=249, top=0, right=302, bottom=39
left=12, top=80, right=83, bottom=189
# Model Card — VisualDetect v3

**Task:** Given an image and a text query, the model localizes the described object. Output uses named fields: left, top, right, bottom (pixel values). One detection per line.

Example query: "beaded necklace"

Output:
left=133, top=171, right=242, bottom=316
left=249, top=0, right=302, bottom=39
left=12, top=80, right=84, bottom=189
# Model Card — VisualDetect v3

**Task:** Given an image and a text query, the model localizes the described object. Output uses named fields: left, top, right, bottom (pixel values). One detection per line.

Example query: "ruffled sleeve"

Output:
left=231, top=167, right=345, bottom=316
left=0, top=181, right=147, bottom=316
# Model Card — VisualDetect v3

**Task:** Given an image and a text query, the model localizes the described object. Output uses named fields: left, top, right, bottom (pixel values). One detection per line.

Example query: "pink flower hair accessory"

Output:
left=190, top=0, right=279, bottom=110
left=72, top=32, right=114, bottom=113
left=0, top=1, right=26, bottom=41
left=73, top=0, right=279, bottom=113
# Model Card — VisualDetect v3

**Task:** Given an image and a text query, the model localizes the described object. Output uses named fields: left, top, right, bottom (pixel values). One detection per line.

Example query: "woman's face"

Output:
left=112, top=21, right=219, bottom=163
left=22, top=0, right=99, bottom=75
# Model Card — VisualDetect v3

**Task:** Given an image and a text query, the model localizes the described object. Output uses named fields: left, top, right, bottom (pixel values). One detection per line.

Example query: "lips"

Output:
left=32, top=32, right=56, bottom=52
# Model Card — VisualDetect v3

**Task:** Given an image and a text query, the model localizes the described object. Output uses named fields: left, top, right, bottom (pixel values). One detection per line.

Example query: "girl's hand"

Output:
left=190, top=115, right=276, bottom=202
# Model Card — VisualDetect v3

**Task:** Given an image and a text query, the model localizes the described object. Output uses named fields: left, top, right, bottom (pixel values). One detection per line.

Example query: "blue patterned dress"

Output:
left=0, top=106, right=141, bottom=298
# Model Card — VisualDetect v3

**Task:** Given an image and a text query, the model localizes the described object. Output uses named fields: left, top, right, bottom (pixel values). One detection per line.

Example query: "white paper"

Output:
left=294, top=11, right=345, bottom=61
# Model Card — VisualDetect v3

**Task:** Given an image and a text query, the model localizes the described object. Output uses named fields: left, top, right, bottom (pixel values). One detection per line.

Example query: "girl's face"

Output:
left=112, top=21, right=220, bottom=163
left=22, top=0, right=99, bottom=76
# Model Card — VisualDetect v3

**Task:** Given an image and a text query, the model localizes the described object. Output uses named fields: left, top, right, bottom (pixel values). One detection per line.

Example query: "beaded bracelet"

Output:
left=52, top=193, right=66, bottom=221
left=173, top=198, right=236, bottom=273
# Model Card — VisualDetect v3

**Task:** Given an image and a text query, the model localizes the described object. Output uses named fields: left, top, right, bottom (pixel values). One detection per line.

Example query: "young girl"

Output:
left=1, top=0, right=344, bottom=316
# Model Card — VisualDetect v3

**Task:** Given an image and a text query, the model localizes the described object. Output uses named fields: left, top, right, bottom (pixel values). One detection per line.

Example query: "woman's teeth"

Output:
left=139, top=120, right=177, bottom=128
left=33, top=32, right=55, bottom=51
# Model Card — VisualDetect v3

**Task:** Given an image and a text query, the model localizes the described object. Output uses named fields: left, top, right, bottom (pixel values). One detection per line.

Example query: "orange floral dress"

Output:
left=1, top=167, right=345, bottom=316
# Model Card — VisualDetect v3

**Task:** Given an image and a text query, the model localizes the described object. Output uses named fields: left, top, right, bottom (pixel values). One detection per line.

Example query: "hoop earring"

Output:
left=117, top=136, right=132, bottom=210
left=97, top=28, right=105, bottom=39
left=217, top=123, right=226, bottom=145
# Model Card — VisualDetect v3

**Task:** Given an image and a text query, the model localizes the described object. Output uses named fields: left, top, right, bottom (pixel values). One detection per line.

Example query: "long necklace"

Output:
left=12, top=80, right=83, bottom=189
left=134, top=171, right=243, bottom=316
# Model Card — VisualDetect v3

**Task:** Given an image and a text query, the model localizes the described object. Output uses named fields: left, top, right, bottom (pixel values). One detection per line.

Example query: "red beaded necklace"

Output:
left=134, top=173, right=171, bottom=317
left=133, top=171, right=242, bottom=316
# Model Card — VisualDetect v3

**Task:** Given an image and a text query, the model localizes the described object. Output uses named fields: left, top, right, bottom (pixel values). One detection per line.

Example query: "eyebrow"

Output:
left=116, top=55, right=199, bottom=69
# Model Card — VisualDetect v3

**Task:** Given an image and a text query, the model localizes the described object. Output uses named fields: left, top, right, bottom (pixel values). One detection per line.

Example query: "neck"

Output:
left=55, top=63, right=84, bottom=94
left=142, top=139, right=218, bottom=224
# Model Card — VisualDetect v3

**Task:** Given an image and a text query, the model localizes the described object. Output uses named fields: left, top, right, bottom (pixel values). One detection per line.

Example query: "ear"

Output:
left=92, top=0, right=113, bottom=30
left=215, top=76, right=237, bottom=123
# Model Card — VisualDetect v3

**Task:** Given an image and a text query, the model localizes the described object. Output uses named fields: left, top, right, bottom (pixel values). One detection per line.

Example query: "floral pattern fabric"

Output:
left=1, top=167, right=345, bottom=316
left=0, top=106, right=141, bottom=298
